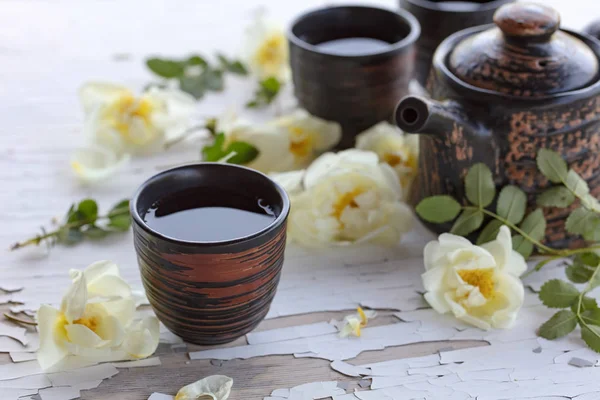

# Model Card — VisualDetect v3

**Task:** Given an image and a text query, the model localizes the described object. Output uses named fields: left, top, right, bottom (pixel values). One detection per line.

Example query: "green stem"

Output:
left=10, top=209, right=130, bottom=251
left=577, top=262, right=600, bottom=321
left=465, top=206, right=561, bottom=255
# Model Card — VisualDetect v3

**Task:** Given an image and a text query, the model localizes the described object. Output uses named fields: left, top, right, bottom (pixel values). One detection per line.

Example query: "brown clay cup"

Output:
left=289, top=5, right=420, bottom=149
left=130, top=163, right=290, bottom=345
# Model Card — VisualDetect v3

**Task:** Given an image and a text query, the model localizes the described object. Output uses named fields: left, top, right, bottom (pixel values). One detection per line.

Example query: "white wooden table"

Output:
left=0, top=0, right=598, bottom=399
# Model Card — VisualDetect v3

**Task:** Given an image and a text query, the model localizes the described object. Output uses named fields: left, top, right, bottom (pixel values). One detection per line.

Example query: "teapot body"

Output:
left=405, top=27, right=600, bottom=249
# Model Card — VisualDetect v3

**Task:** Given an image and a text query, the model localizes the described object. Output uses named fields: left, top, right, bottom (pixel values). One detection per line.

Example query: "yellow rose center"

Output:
left=332, top=188, right=365, bottom=221
left=383, top=153, right=402, bottom=167
left=288, top=126, right=313, bottom=158
left=256, top=34, right=286, bottom=68
left=103, top=93, right=155, bottom=144
left=74, top=316, right=99, bottom=333
left=457, top=268, right=495, bottom=299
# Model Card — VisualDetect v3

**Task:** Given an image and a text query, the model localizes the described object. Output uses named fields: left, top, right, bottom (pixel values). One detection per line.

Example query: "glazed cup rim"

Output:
left=288, top=5, right=421, bottom=59
left=399, top=0, right=512, bottom=13
left=130, top=162, right=290, bottom=247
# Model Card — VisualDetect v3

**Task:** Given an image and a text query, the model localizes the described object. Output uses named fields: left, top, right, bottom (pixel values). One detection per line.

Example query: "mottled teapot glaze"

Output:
left=395, top=2, right=600, bottom=248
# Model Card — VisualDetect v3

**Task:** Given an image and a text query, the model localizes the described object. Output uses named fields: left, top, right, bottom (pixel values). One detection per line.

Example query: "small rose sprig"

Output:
left=146, top=53, right=248, bottom=100
left=537, top=259, right=600, bottom=349
left=11, top=198, right=130, bottom=251
left=415, top=148, right=600, bottom=351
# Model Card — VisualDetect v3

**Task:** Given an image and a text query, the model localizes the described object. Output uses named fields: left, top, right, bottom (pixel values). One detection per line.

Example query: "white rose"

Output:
left=72, top=82, right=196, bottom=183
left=37, top=261, right=159, bottom=371
left=273, top=149, right=413, bottom=247
left=422, top=226, right=527, bottom=330
left=217, top=110, right=340, bottom=173
left=355, top=122, right=419, bottom=198
left=242, top=11, right=290, bottom=82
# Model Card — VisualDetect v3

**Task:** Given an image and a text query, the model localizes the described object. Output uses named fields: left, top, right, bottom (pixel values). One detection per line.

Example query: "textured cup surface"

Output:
left=131, top=163, right=290, bottom=345
left=289, top=5, right=420, bottom=148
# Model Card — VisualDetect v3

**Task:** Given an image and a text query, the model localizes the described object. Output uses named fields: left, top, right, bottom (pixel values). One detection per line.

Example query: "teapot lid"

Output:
left=449, top=2, right=599, bottom=97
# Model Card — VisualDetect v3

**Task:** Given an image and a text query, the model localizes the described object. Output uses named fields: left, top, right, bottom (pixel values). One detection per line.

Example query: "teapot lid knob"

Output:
left=494, top=2, right=560, bottom=42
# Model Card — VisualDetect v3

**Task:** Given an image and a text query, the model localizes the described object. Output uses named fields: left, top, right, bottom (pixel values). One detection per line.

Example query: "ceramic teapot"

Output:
left=395, top=2, right=600, bottom=249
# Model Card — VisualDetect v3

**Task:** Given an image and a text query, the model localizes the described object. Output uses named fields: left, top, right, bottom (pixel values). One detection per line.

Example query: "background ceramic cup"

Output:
left=398, top=0, right=513, bottom=86
left=289, top=5, right=420, bottom=149
left=131, top=163, right=290, bottom=345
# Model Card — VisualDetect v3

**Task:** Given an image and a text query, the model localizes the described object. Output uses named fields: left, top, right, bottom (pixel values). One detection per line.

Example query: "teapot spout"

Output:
left=395, top=95, right=474, bottom=138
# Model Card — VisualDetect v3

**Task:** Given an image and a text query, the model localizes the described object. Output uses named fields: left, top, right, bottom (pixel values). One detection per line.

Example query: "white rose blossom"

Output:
left=355, top=122, right=419, bottom=198
left=36, top=261, right=159, bottom=372
left=272, top=149, right=413, bottom=247
left=422, top=226, right=527, bottom=330
left=72, top=82, right=196, bottom=182
left=216, top=109, right=341, bottom=173
left=242, top=11, right=290, bottom=82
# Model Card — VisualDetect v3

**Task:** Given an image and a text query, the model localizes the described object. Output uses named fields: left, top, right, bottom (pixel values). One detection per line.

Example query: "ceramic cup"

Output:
left=289, top=5, right=420, bottom=149
left=398, top=0, right=513, bottom=86
left=130, top=163, right=290, bottom=345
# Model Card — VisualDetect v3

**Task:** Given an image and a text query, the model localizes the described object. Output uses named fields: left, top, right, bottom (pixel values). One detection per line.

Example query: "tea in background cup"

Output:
left=130, top=163, right=290, bottom=345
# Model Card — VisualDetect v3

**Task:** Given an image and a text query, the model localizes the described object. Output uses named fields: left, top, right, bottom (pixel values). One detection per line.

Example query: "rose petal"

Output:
left=175, top=375, right=233, bottom=400
left=70, top=146, right=130, bottom=183
left=79, top=82, right=130, bottom=114
left=65, top=324, right=106, bottom=348
left=60, top=270, right=87, bottom=323
left=36, top=305, right=68, bottom=371
left=122, top=317, right=160, bottom=359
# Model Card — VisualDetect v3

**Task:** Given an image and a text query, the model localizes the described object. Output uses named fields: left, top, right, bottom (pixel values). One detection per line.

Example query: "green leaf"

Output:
left=65, top=203, right=83, bottom=224
left=450, top=209, right=484, bottom=236
left=497, top=185, right=527, bottom=224
left=186, top=55, right=207, bottom=67
left=224, top=141, right=259, bottom=165
left=227, top=61, right=248, bottom=75
left=415, top=196, right=462, bottom=223
left=537, top=148, right=568, bottom=183
left=146, top=58, right=185, bottom=78
left=464, top=163, right=496, bottom=207
left=512, top=235, right=534, bottom=258
left=202, top=133, right=226, bottom=161
left=565, top=169, right=590, bottom=198
left=566, top=262, right=596, bottom=284
left=200, top=133, right=259, bottom=165
left=582, top=309, right=600, bottom=326
left=109, top=199, right=130, bottom=216
left=77, top=199, right=98, bottom=223
left=246, top=77, right=281, bottom=109
left=537, top=186, right=575, bottom=208
left=538, top=310, right=578, bottom=340
left=179, top=75, right=206, bottom=99
left=520, top=209, right=547, bottom=241
left=202, top=68, right=224, bottom=91
left=476, top=220, right=504, bottom=245
left=108, top=215, right=131, bottom=231
left=539, top=279, right=580, bottom=308
left=83, top=226, right=109, bottom=239
left=566, top=207, right=600, bottom=239
left=575, top=252, right=600, bottom=267
left=581, top=323, right=600, bottom=352
left=572, top=296, right=599, bottom=313
left=216, top=53, right=248, bottom=75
